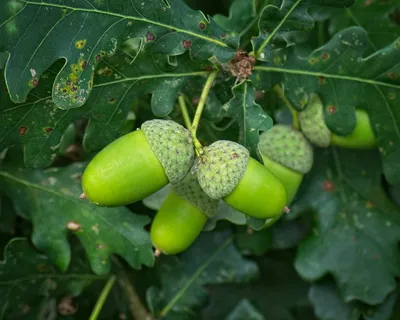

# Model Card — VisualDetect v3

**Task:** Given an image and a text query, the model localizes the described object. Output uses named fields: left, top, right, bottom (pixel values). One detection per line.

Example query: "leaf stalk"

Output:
left=273, top=84, right=300, bottom=129
left=89, top=275, right=117, bottom=320
left=190, top=71, right=218, bottom=155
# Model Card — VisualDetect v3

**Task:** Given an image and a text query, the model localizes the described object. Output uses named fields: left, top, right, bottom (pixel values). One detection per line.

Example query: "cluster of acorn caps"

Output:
left=81, top=95, right=376, bottom=255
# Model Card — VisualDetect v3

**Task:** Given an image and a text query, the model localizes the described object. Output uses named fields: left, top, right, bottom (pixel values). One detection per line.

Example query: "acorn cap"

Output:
left=141, top=120, right=195, bottom=184
left=258, top=125, right=313, bottom=174
left=196, top=140, right=249, bottom=200
left=299, top=93, right=331, bottom=147
left=172, top=170, right=219, bottom=218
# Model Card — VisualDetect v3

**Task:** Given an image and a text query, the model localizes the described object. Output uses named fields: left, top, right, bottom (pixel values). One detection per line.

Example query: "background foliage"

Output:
left=0, top=0, right=399, bottom=319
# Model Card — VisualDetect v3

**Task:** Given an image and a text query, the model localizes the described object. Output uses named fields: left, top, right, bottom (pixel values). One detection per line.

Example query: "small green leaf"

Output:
left=0, top=0, right=238, bottom=109
left=294, top=148, right=400, bottom=305
left=226, top=299, right=265, bottom=320
left=214, top=0, right=257, bottom=33
left=0, top=163, right=154, bottom=275
left=221, top=81, right=272, bottom=157
left=0, top=238, right=107, bottom=319
left=327, top=1, right=400, bottom=52
left=146, top=230, right=259, bottom=319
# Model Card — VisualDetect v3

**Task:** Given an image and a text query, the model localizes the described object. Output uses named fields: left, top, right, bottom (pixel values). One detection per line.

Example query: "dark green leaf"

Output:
left=214, top=0, right=257, bottom=33
left=0, top=195, right=17, bottom=235
left=0, top=238, right=106, bottom=319
left=0, top=163, right=154, bottom=274
left=252, top=27, right=400, bottom=184
left=294, top=148, right=400, bottom=305
left=309, top=279, right=399, bottom=320
left=226, top=299, right=265, bottom=320
left=252, top=0, right=354, bottom=59
left=202, top=250, right=311, bottom=320
left=146, top=230, right=259, bottom=319
left=0, top=51, right=211, bottom=167
left=0, top=0, right=238, bottom=109
left=327, top=1, right=400, bottom=53
left=221, top=81, right=272, bottom=157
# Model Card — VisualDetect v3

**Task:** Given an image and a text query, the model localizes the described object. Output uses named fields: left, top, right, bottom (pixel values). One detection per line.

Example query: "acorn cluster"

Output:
left=81, top=99, right=376, bottom=255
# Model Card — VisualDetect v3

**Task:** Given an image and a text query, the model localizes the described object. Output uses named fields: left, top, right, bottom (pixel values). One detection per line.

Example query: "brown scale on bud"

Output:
left=229, top=50, right=256, bottom=80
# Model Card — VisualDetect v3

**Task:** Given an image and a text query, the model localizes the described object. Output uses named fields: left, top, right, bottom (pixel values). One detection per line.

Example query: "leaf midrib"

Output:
left=254, top=66, right=400, bottom=89
left=159, top=235, right=234, bottom=317
left=20, top=0, right=229, bottom=48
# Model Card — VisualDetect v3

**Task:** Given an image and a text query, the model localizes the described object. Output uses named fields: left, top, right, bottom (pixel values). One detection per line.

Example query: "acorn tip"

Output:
left=79, top=192, right=86, bottom=200
left=154, top=248, right=162, bottom=257
left=284, top=206, right=291, bottom=214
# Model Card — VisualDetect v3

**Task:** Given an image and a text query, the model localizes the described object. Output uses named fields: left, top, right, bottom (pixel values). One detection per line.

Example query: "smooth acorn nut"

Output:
left=151, top=172, right=218, bottom=255
left=299, top=93, right=377, bottom=149
left=82, top=120, right=195, bottom=206
left=331, top=109, right=377, bottom=149
left=196, top=141, right=287, bottom=219
left=258, top=125, right=313, bottom=204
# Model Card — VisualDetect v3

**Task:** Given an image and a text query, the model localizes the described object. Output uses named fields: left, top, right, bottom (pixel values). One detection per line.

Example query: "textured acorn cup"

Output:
left=151, top=172, right=218, bottom=255
left=299, top=93, right=331, bottom=147
left=82, top=120, right=195, bottom=206
left=196, top=141, right=287, bottom=219
left=258, top=125, right=313, bottom=204
left=299, top=94, right=377, bottom=149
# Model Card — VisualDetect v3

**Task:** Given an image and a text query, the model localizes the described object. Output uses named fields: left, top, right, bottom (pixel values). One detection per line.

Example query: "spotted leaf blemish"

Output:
left=67, top=221, right=81, bottom=231
left=43, top=127, right=53, bottom=133
left=327, top=105, right=337, bottom=113
left=29, top=78, right=39, bottom=88
left=146, top=31, right=155, bottom=41
left=321, top=52, right=330, bottom=60
left=108, top=97, right=116, bottom=104
left=199, top=21, right=207, bottom=30
left=308, top=57, right=319, bottom=65
left=182, top=40, right=192, bottom=49
left=323, top=180, right=335, bottom=192
left=75, top=39, right=87, bottom=49
left=19, top=126, right=27, bottom=135
left=318, top=76, right=326, bottom=85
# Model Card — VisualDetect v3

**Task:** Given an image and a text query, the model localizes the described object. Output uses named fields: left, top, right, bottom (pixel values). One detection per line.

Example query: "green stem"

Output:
left=113, top=257, right=153, bottom=320
left=273, top=84, right=300, bottom=129
left=89, top=275, right=117, bottom=320
left=178, top=95, right=192, bottom=131
left=256, top=0, right=302, bottom=58
left=191, top=71, right=218, bottom=155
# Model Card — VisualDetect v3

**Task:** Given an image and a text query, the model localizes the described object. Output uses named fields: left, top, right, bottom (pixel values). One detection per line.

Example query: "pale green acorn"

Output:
left=299, top=93, right=377, bottom=149
left=151, top=171, right=219, bottom=255
left=196, top=140, right=287, bottom=219
left=82, top=119, right=195, bottom=206
left=258, top=125, right=313, bottom=204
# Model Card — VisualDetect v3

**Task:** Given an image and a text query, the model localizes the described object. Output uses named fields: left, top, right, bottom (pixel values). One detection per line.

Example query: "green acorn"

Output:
left=151, top=171, right=218, bottom=255
left=299, top=93, right=377, bottom=149
left=196, top=141, right=287, bottom=219
left=258, top=125, right=313, bottom=204
left=82, top=120, right=195, bottom=206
